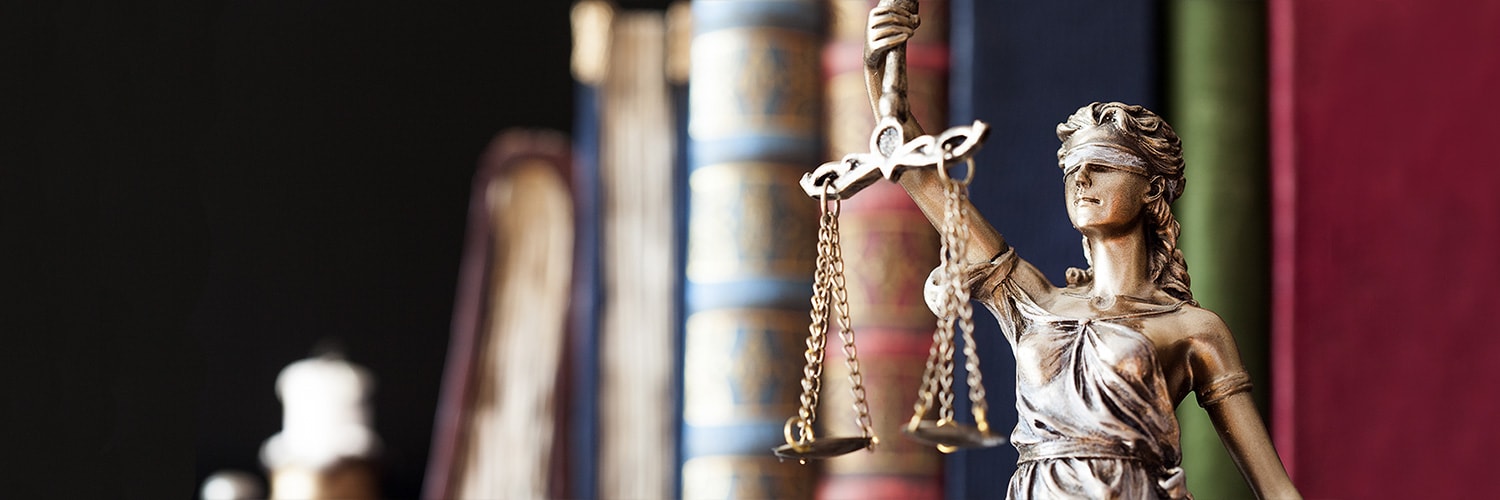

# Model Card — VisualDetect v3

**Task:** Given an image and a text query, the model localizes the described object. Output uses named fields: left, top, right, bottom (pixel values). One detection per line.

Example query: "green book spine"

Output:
left=1169, top=1, right=1269, bottom=498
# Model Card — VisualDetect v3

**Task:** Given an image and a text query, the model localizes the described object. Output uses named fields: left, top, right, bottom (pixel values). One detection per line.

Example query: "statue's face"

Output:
left=1063, top=158, right=1154, bottom=236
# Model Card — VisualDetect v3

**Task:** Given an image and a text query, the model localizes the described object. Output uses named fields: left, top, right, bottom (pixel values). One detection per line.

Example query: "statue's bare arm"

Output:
left=864, top=4, right=1009, bottom=266
left=1189, top=316, right=1301, bottom=499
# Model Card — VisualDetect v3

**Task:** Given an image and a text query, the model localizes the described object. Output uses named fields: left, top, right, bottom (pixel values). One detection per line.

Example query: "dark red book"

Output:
left=1269, top=1, right=1500, bottom=496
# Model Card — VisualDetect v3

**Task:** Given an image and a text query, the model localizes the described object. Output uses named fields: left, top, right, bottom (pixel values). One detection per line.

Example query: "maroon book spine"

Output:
left=1270, top=0, right=1500, bottom=496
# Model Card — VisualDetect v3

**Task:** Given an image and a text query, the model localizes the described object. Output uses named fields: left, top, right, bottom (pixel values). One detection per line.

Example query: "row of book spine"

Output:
left=557, top=1, right=1274, bottom=499
left=603, top=0, right=1272, bottom=495
left=436, top=0, right=1500, bottom=498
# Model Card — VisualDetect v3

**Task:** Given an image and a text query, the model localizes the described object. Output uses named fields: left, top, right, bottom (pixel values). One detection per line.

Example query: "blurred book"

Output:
left=571, top=1, right=689, bottom=499
left=424, top=130, right=575, bottom=500
left=1168, top=1, right=1268, bottom=498
left=1265, top=2, right=1500, bottom=497
left=679, top=1, right=825, bottom=498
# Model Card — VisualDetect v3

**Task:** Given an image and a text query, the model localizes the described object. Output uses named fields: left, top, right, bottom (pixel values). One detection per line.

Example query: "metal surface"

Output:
left=798, top=117, right=989, bottom=200
left=773, top=436, right=876, bottom=461
left=901, top=419, right=1008, bottom=451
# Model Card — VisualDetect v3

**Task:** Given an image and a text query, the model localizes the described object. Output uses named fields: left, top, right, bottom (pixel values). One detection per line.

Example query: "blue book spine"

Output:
left=680, top=1, right=826, bottom=499
left=670, top=28, right=692, bottom=500
left=947, top=0, right=1162, bottom=498
left=570, top=79, right=602, bottom=500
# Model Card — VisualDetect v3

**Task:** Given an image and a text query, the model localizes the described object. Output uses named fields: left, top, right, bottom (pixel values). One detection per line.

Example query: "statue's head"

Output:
left=1056, top=102, right=1185, bottom=203
left=1054, top=102, right=1193, bottom=304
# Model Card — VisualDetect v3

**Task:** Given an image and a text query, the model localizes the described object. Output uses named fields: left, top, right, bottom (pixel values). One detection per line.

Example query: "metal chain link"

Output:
left=936, top=168, right=963, bottom=424
left=945, top=167, right=989, bottom=429
left=792, top=191, right=837, bottom=445
left=827, top=207, right=877, bottom=443
left=790, top=186, right=879, bottom=448
left=909, top=308, right=946, bottom=426
left=910, top=156, right=990, bottom=432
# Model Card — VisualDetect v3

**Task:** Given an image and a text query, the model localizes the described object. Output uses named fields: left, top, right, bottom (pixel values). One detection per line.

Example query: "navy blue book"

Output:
left=567, top=53, right=603, bottom=500
left=563, top=4, right=607, bottom=497
left=946, top=0, right=1163, bottom=498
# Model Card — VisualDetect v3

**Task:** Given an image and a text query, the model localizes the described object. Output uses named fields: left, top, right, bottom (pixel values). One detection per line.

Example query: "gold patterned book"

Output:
left=680, top=1, right=825, bottom=498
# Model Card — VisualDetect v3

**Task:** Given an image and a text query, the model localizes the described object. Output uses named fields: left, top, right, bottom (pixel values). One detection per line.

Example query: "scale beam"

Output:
left=800, top=118, right=991, bottom=200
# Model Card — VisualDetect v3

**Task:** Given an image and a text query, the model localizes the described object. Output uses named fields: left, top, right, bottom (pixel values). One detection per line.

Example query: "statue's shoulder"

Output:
left=1176, top=303, right=1230, bottom=334
left=1166, top=304, right=1241, bottom=360
left=1143, top=302, right=1231, bottom=349
left=1006, top=254, right=1061, bottom=293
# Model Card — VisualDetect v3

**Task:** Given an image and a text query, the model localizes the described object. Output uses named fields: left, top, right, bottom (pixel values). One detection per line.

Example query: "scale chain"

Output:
left=827, top=209, right=877, bottom=442
left=945, top=174, right=988, bottom=427
left=938, top=159, right=968, bottom=426
left=909, top=155, right=992, bottom=433
left=794, top=202, right=836, bottom=445
left=791, top=189, right=880, bottom=448
left=911, top=311, right=945, bottom=425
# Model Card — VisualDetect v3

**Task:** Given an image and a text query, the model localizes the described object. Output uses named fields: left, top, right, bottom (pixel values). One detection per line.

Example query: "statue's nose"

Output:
left=1074, top=169, right=1091, bottom=188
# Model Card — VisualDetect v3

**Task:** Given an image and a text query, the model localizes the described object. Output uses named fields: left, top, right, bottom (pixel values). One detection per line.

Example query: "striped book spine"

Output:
left=817, top=1, right=946, bottom=499
left=592, top=6, right=685, bottom=500
left=1168, top=1, right=1268, bottom=498
left=680, top=1, right=825, bottom=498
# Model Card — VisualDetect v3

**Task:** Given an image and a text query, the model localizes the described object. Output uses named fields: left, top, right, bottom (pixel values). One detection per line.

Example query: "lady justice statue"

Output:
left=793, top=1, right=1301, bottom=498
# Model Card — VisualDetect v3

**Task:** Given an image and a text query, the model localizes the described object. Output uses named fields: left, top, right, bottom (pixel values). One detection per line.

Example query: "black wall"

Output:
left=1, top=0, right=580, bottom=497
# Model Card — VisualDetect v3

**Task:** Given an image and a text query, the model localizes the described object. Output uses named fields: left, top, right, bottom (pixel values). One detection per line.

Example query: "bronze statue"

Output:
left=809, top=2, right=1302, bottom=498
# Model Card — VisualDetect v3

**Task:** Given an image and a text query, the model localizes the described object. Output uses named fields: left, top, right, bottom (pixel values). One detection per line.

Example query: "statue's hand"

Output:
left=865, top=5, right=919, bottom=66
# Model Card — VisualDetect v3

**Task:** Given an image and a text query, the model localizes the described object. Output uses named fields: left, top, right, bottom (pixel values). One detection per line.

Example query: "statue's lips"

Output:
left=1076, top=196, right=1101, bottom=205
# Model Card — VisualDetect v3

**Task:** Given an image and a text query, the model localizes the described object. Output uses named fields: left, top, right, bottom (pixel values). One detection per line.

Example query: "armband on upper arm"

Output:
left=1196, top=372, right=1252, bottom=408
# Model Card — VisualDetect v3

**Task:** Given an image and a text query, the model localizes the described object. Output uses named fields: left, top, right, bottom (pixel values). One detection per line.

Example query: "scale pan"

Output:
left=902, top=420, right=1008, bottom=450
left=772, top=436, right=874, bottom=461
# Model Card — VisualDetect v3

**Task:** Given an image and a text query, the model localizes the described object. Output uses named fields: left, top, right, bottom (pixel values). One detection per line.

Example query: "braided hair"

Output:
left=1056, top=102, right=1194, bottom=305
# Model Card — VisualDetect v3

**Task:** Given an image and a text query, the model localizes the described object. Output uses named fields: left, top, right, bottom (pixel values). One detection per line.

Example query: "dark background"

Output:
left=0, top=0, right=659, bottom=496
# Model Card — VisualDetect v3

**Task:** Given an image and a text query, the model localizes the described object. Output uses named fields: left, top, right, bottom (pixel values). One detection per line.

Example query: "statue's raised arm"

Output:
left=860, top=0, right=1008, bottom=266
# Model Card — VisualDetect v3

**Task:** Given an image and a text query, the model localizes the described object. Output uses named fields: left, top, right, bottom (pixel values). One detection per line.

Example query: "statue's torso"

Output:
left=997, top=280, right=1194, bottom=499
